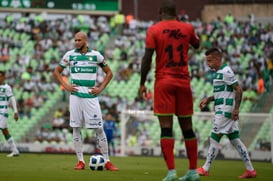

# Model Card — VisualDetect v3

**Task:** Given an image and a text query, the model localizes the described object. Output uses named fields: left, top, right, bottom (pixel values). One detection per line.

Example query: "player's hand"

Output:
left=65, top=84, right=78, bottom=92
left=89, top=86, right=102, bottom=95
left=232, top=109, right=239, bottom=121
left=14, top=112, right=19, bottom=121
left=139, top=85, right=147, bottom=100
left=199, top=98, right=208, bottom=109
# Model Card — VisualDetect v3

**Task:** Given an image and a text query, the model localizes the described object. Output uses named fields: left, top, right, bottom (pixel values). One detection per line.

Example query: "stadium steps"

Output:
left=0, top=86, right=63, bottom=143
left=242, top=85, right=273, bottom=147
left=249, top=116, right=271, bottom=151
left=251, top=83, right=273, bottom=113
left=0, top=29, right=75, bottom=143
left=20, top=89, right=64, bottom=142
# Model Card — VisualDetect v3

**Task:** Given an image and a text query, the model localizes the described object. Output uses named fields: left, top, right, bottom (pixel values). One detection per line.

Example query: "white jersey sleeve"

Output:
left=59, top=50, right=73, bottom=68
left=223, top=67, right=238, bottom=86
left=5, top=84, right=13, bottom=98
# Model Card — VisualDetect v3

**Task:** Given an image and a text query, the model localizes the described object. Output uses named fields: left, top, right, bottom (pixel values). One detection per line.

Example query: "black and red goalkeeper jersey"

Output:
left=145, top=20, right=199, bottom=80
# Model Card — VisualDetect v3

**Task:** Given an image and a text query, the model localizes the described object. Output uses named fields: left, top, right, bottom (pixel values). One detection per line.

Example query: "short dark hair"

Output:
left=159, top=0, right=176, bottom=17
left=0, top=71, right=5, bottom=76
left=205, top=47, right=222, bottom=56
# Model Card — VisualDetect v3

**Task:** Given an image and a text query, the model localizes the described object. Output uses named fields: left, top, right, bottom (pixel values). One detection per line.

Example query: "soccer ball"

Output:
left=89, top=154, right=105, bottom=171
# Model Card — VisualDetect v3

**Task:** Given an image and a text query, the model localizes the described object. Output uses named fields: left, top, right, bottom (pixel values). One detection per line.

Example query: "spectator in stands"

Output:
left=189, top=52, right=201, bottom=79
left=0, top=43, right=10, bottom=63
left=24, top=95, right=33, bottom=117
left=113, top=11, right=125, bottom=29
left=138, top=128, right=153, bottom=147
left=22, top=79, right=35, bottom=94
left=118, top=62, right=134, bottom=82
left=125, top=13, right=134, bottom=27
left=21, top=66, right=33, bottom=81
left=35, top=126, right=50, bottom=143
left=17, top=96, right=25, bottom=118
left=257, top=72, right=265, bottom=95
left=52, top=113, right=66, bottom=130
left=37, top=75, right=55, bottom=97
left=126, top=130, right=138, bottom=147
left=32, top=93, right=44, bottom=109
left=33, top=43, right=44, bottom=59
left=224, top=12, right=234, bottom=25
left=62, top=107, right=71, bottom=131
left=267, top=53, right=273, bottom=78
left=120, top=45, right=128, bottom=61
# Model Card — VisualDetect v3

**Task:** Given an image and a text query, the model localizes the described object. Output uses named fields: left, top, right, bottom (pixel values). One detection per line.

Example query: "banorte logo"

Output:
left=74, top=67, right=80, bottom=73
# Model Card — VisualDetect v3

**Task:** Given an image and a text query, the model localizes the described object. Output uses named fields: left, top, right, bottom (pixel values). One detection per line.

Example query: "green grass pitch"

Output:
left=0, top=153, right=272, bottom=181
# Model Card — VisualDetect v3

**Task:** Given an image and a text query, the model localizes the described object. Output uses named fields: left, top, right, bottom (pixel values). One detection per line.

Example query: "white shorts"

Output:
left=211, top=114, right=239, bottom=134
left=69, top=95, right=103, bottom=128
left=0, top=114, right=8, bottom=129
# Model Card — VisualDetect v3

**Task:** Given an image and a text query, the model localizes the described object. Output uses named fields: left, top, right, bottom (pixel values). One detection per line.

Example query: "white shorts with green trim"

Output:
left=211, top=114, right=239, bottom=134
left=69, top=95, right=103, bottom=128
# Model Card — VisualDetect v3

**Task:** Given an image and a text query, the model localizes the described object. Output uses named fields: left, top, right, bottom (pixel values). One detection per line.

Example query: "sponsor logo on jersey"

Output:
left=162, top=29, right=187, bottom=40
left=71, top=67, right=96, bottom=73
left=74, top=67, right=80, bottom=73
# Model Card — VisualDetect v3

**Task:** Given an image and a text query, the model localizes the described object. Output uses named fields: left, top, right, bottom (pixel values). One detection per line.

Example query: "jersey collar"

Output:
left=219, top=63, right=228, bottom=70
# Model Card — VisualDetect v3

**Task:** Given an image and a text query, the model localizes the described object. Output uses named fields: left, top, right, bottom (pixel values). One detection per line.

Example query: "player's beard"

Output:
left=77, top=45, right=85, bottom=52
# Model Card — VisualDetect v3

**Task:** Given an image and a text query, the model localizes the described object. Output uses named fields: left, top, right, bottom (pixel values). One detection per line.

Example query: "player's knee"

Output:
left=2, top=128, right=11, bottom=139
left=95, top=127, right=103, bottom=135
left=182, top=129, right=195, bottom=139
left=161, top=128, right=173, bottom=138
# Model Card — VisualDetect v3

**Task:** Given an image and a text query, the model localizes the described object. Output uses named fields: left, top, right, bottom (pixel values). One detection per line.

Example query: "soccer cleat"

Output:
left=74, top=161, right=85, bottom=170
left=105, top=161, right=119, bottom=171
left=7, top=151, right=19, bottom=157
left=179, top=170, right=200, bottom=181
left=196, top=167, right=209, bottom=176
left=239, top=170, right=257, bottom=179
left=162, top=172, right=178, bottom=181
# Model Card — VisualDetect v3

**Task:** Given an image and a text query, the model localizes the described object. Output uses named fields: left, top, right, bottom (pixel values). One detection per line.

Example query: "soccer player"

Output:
left=139, top=0, right=200, bottom=180
left=197, top=47, right=257, bottom=178
left=53, top=31, right=118, bottom=171
left=0, top=71, right=20, bottom=157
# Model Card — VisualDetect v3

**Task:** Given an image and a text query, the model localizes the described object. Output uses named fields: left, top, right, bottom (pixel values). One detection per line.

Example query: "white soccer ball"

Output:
left=89, top=154, right=105, bottom=171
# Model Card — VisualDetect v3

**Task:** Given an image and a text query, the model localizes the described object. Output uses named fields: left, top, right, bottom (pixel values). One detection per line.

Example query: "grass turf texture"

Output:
left=0, top=153, right=272, bottom=181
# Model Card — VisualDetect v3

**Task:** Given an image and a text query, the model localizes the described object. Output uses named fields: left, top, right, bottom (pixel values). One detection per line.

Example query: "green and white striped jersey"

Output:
left=59, top=48, right=105, bottom=98
left=0, top=84, right=13, bottom=117
left=213, top=63, right=238, bottom=118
